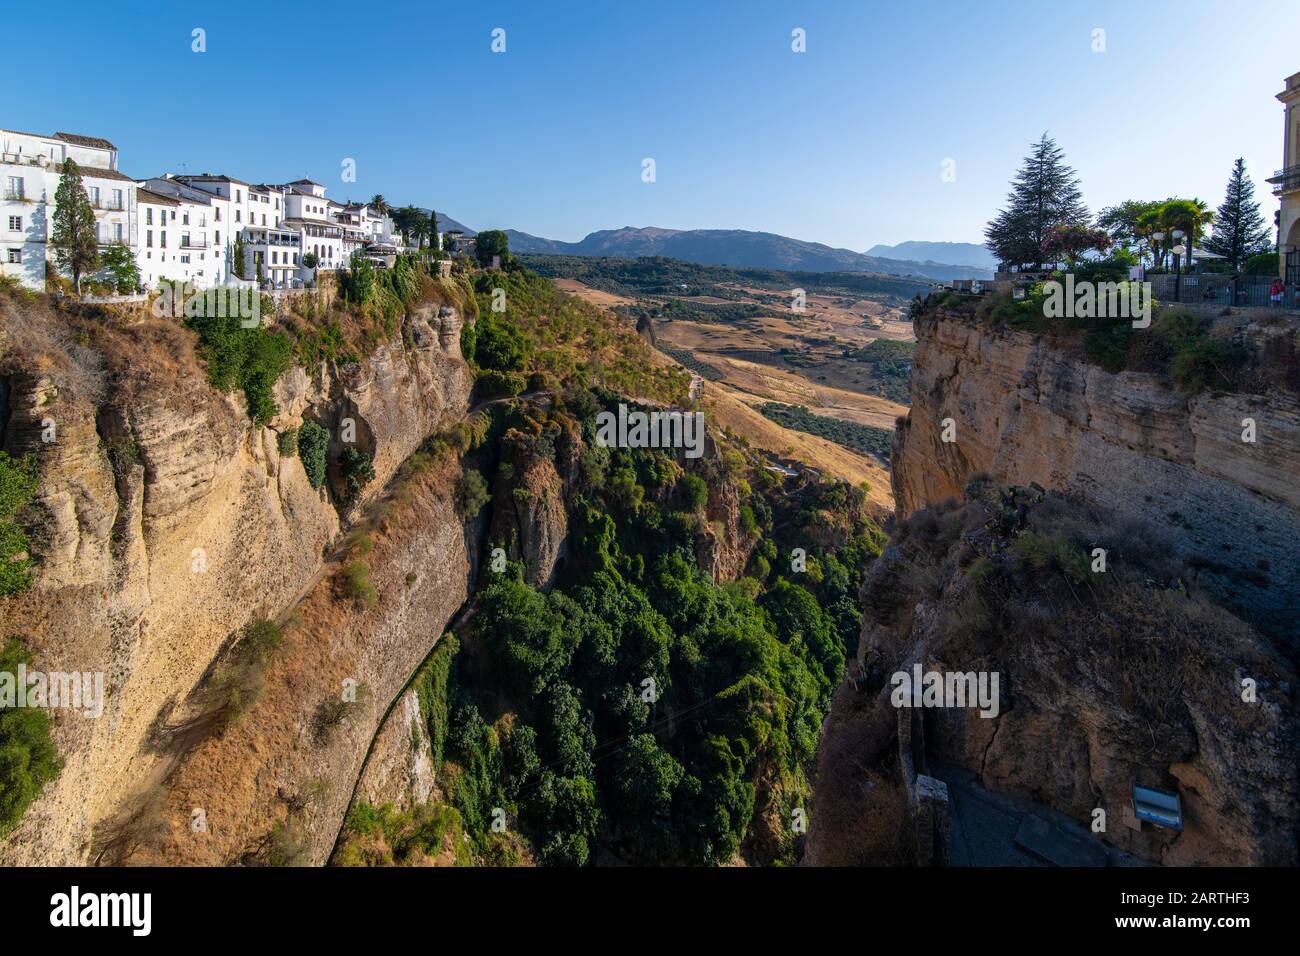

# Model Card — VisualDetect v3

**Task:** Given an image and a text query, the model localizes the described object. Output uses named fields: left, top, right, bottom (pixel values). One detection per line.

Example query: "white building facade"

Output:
left=2, top=128, right=138, bottom=290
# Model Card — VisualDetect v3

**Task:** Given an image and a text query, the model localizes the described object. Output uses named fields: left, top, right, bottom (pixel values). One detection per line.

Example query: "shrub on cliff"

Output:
left=185, top=311, right=292, bottom=426
left=206, top=618, right=283, bottom=726
left=340, top=447, right=375, bottom=501
left=0, top=637, right=63, bottom=837
left=0, top=452, right=39, bottom=597
left=455, top=469, right=490, bottom=519
left=297, top=422, right=329, bottom=490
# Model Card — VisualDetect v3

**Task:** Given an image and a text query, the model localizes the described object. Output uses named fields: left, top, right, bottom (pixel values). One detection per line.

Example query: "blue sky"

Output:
left=11, top=0, right=1297, bottom=249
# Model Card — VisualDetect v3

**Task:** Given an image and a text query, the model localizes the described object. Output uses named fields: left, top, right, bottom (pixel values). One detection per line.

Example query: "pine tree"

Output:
left=429, top=209, right=440, bottom=253
left=984, top=133, right=1090, bottom=270
left=49, top=159, right=98, bottom=293
left=1204, top=158, right=1272, bottom=270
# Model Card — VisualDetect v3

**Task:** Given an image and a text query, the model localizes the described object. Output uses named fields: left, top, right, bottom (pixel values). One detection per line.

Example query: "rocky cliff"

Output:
left=809, top=298, right=1300, bottom=867
left=0, top=292, right=470, bottom=864
left=893, top=303, right=1300, bottom=640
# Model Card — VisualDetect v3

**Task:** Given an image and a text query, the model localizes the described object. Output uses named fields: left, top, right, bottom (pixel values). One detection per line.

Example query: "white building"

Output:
left=135, top=186, right=223, bottom=289
left=282, top=179, right=345, bottom=281
left=1, top=128, right=138, bottom=290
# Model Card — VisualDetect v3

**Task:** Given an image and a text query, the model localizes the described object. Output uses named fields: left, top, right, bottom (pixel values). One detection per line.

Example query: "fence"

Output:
left=1146, top=273, right=1300, bottom=309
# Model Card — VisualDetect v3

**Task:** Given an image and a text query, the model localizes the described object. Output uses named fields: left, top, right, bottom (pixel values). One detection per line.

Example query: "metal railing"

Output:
left=1268, top=164, right=1300, bottom=194
left=180, top=237, right=208, bottom=249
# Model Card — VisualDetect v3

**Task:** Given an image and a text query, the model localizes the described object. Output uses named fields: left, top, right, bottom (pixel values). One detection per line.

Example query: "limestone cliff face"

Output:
left=894, top=307, right=1300, bottom=639
left=0, top=295, right=469, bottom=864
left=807, top=490, right=1297, bottom=866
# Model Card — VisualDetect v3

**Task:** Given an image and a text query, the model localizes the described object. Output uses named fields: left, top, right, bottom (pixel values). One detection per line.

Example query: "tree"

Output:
left=98, top=242, right=140, bottom=294
left=984, top=134, right=1089, bottom=270
left=1158, top=198, right=1214, bottom=272
left=1041, top=223, right=1111, bottom=266
left=0, top=638, right=63, bottom=836
left=297, top=422, right=330, bottom=489
left=1204, top=159, right=1272, bottom=271
left=369, top=194, right=390, bottom=216
left=50, top=159, right=98, bottom=293
left=391, top=206, right=424, bottom=248
left=475, top=230, right=511, bottom=268
left=1097, top=200, right=1162, bottom=252
left=232, top=232, right=246, bottom=279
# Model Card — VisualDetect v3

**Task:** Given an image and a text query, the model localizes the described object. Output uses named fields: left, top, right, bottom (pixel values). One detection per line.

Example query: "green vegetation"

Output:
left=97, top=243, right=141, bottom=294
left=434, top=398, right=884, bottom=865
left=852, top=338, right=914, bottom=404
left=759, top=403, right=894, bottom=460
left=297, top=422, right=329, bottom=490
left=474, top=230, right=512, bottom=268
left=207, top=619, right=284, bottom=725
left=969, top=288, right=1250, bottom=391
left=50, top=159, right=98, bottom=294
left=342, top=560, right=378, bottom=611
left=335, top=801, right=472, bottom=867
left=455, top=469, right=490, bottom=519
left=0, top=637, right=63, bottom=836
left=276, top=427, right=298, bottom=458
left=186, top=306, right=293, bottom=426
left=339, top=447, right=375, bottom=501
left=468, top=268, right=689, bottom=405
left=657, top=346, right=724, bottom=381
left=0, top=452, right=39, bottom=597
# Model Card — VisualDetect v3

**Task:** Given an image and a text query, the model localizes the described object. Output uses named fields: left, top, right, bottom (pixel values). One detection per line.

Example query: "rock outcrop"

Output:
left=0, top=293, right=470, bottom=864
left=894, top=305, right=1300, bottom=640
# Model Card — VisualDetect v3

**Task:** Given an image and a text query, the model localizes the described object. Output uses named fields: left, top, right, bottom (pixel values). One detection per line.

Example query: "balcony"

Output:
left=92, top=199, right=125, bottom=211
left=1268, top=165, right=1300, bottom=195
left=181, top=237, right=208, bottom=249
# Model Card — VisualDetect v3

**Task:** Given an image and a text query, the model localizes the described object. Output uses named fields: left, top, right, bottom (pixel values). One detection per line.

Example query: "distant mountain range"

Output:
left=499, top=226, right=992, bottom=281
left=864, top=241, right=997, bottom=271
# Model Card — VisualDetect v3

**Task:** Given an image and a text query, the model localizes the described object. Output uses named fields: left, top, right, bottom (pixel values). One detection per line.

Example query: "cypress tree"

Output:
left=1204, top=158, right=1272, bottom=270
left=985, top=133, right=1089, bottom=270
left=50, top=159, right=99, bottom=293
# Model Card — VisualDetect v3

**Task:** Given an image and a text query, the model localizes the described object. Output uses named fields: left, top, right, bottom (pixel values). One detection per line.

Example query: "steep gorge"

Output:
left=809, top=296, right=1300, bottom=866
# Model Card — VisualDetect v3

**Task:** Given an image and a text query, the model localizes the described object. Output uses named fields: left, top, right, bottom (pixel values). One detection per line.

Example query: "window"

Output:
left=261, top=214, right=266, bottom=226
left=170, top=210, right=176, bottom=221
left=7, top=249, right=20, bottom=264
left=113, top=223, right=123, bottom=241
left=199, top=213, right=206, bottom=227
left=182, top=212, right=189, bottom=225
left=182, top=232, right=190, bottom=248
left=146, top=230, right=153, bottom=248
left=235, top=189, right=241, bottom=201
left=5, top=176, right=23, bottom=200
left=235, top=210, right=241, bottom=222
left=215, top=208, right=221, bottom=221
left=271, top=251, right=278, bottom=264
left=111, top=188, right=122, bottom=209
left=87, top=186, right=100, bottom=206
left=215, top=230, right=220, bottom=245
left=7, top=216, right=20, bottom=231
left=180, top=254, right=190, bottom=264
left=160, top=232, right=167, bottom=248
left=146, top=207, right=153, bottom=225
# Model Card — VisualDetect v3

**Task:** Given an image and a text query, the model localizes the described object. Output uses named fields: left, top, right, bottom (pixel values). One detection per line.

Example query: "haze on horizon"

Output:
left=9, top=0, right=1296, bottom=252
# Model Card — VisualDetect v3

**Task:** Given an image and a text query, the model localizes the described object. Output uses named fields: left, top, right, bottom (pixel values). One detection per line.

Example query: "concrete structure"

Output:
left=1269, top=69, right=1300, bottom=284
left=1, top=129, right=138, bottom=290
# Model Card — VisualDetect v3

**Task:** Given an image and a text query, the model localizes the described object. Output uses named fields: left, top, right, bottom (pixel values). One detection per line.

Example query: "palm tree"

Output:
left=1135, top=208, right=1163, bottom=269
left=1158, top=198, right=1214, bottom=271
left=369, top=194, right=390, bottom=216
